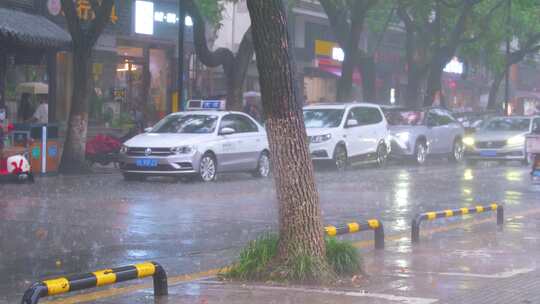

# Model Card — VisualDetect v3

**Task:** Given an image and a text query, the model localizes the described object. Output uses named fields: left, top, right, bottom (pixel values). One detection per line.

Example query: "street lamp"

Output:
left=504, top=0, right=511, bottom=116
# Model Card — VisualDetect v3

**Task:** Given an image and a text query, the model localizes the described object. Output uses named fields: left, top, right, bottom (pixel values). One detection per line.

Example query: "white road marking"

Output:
left=413, top=267, right=534, bottom=279
left=241, top=285, right=438, bottom=304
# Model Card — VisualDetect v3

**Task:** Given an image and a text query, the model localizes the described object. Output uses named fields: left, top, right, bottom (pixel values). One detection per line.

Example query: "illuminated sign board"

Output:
left=444, top=57, right=464, bottom=75
left=135, top=0, right=154, bottom=35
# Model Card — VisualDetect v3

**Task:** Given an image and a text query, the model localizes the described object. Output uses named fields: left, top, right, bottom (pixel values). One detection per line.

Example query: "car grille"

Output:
left=126, top=147, right=173, bottom=157
left=475, top=141, right=506, bottom=149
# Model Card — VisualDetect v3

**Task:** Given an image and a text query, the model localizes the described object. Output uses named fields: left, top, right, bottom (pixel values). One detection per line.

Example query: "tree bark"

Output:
left=59, top=0, right=114, bottom=173
left=227, top=28, right=254, bottom=111
left=337, top=47, right=358, bottom=101
left=405, top=67, right=425, bottom=108
left=487, top=70, right=505, bottom=110
left=424, top=61, right=445, bottom=107
left=359, top=55, right=376, bottom=102
left=60, top=48, right=92, bottom=172
left=247, top=0, right=327, bottom=272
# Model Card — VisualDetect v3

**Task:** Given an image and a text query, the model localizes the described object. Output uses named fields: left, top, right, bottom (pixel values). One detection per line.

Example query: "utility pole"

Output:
left=504, top=0, right=511, bottom=116
left=177, top=0, right=186, bottom=111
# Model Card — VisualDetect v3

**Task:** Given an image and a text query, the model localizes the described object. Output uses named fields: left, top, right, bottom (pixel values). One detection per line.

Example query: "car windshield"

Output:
left=384, top=109, right=424, bottom=126
left=151, top=114, right=218, bottom=134
left=481, top=118, right=530, bottom=132
left=303, top=109, right=345, bottom=128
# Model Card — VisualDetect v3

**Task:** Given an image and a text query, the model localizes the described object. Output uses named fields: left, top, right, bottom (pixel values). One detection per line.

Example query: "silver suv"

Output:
left=383, top=107, right=465, bottom=165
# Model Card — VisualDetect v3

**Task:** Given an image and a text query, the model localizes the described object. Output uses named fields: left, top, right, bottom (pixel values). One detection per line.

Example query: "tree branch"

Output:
left=459, top=0, right=506, bottom=44
left=88, top=0, right=114, bottom=47
left=319, top=0, right=350, bottom=47
left=232, top=27, right=254, bottom=83
left=184, top=0, right=235, bottom=76
left=60, top=0, right=82, bottom=46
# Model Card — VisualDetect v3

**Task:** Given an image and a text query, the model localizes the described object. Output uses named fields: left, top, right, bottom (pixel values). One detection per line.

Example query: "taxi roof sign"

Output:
left=186, top=99, right=226, bottom=111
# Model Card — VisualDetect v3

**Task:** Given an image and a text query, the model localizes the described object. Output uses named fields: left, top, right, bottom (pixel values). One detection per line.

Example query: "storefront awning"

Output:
left=0, top=8, right=71, bottom=49
left=310, top=65, right=363, bottom=86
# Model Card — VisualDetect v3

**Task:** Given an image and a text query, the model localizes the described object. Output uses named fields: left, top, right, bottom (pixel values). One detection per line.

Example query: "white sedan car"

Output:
left=119, top=111, right=270, bottom=182
left=463, top=116, right=540, bottom=164
left=303, top=103, right=391, bottom=170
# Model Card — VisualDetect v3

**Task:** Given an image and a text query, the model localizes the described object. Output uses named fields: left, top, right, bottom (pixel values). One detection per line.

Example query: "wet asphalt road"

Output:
left=1, top=159, right=538, bottom=302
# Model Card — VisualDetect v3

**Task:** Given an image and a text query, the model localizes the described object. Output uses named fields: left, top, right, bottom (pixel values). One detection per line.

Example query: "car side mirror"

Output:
left=346, top=119, right=359, bottom=128
left=144, top=127, right=152, bottom=133
left=219, top=127, right=236, bottom=135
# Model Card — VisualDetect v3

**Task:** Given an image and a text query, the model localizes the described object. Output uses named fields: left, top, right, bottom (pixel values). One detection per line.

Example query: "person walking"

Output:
left=32, top=95, right=48, bottom=124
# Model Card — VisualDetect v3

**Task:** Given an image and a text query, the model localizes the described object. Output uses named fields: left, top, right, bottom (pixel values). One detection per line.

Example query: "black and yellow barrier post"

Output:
left=411, top=203, right=504, bottom=243
left=21, top=261, right=168, bottom=304
left=325, top=219, right=384, bottom=249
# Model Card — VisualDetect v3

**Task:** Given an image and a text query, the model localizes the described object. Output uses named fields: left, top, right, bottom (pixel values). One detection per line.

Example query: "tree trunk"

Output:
left=336, top=7, right=363, bottom=102
left=226, top=29, right=254, bottom=111
left=423, top=61, right=445, bottom=107
left=359, top=55, right=376, bottom=102
left=405, top=66, right=425, bottom=108
left=59, top=48, right=92, bottom=173
left=247, top=0, right=328, bottom=274
left=487, top=71, right=505, bottom=110
left=337, top=46, right=357, bottom=101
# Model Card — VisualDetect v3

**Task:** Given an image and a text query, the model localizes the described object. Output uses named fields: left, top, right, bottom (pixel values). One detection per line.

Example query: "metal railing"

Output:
left=21, top=261, right=168, bottom=304
left=411, top=203, right=504, bottom=243
left=325, top=219, right=385, bottom=249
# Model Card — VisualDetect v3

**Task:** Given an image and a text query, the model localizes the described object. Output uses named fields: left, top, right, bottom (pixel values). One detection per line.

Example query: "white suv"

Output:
left=303, top=103, right=391, bottom=170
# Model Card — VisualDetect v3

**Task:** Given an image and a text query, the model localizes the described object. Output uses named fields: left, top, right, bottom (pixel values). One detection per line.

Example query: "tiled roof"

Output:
left=0, top=8, right=71, bottom=49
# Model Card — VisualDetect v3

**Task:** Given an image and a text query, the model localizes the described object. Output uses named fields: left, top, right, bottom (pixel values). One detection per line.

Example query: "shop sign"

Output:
left=49, top=0, right=119, bottom=24
left=134, top=0, right=192, bottom=36
left=315, top=40, right=343, bottom=67
left=112, top=88, right=126, bottom=102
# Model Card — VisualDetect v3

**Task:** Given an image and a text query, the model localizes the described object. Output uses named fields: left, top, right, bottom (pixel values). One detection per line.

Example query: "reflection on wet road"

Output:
left=0, top=161, right=537, bottom=302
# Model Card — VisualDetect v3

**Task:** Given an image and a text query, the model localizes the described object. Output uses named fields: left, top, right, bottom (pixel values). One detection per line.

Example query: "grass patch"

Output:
left=223, top=233, right=279, bottom=281
left=223, top=234, right=362, bottom=283
left=325, top=237, right=362, bottom=275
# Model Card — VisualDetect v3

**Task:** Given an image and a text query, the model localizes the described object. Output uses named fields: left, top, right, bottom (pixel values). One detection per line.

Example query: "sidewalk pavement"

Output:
left=43, top=210, right=540, bottom=304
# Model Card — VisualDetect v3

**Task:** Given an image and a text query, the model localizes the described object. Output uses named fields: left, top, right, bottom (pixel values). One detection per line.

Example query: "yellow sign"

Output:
left=172, top=92, right=179, bottom=113
left=93, top=63, right=103, bottom=75
left=315, top=40, right=339, bottom=57
left=69, top=0, right=118, bottom=24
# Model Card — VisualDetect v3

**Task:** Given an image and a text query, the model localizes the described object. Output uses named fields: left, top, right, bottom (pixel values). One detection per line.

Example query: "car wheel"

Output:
left=199, top=153, right=217, bottom=182
left=253, top=151, right=271, bottom=178
left=414, top=141, right=427, bottom=165
left=333, top=145, right=348, bottom=171
left=123, top=173, right=144, bottom=181
left=376, top=143, right=388, bottom=168
left=450, top=139, right=464, bottom=163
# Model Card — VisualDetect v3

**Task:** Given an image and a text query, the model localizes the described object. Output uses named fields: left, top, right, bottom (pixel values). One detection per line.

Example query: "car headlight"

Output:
left=171, top=146, right=196, bottom=154
left=507, top=135, right=525, bottom=146
left=463, top=137, right=475, bottom=146
left=310, top=134, right=332, bottom=144
left=394, top=132, right=410, bottom=142
left=120, top=145, right=128, bottom=154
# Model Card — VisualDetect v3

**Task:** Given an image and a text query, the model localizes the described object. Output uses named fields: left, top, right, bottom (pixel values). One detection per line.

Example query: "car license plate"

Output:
left=480, top=150, right=497, bottom=157
left=136, top=159, right=158, bottom=168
